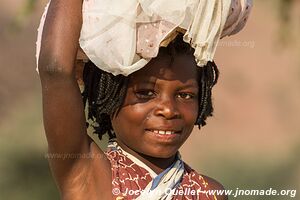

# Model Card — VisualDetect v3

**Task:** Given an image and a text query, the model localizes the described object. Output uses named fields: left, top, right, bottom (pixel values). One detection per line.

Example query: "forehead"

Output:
left=130, top=54, right=199, bottom=84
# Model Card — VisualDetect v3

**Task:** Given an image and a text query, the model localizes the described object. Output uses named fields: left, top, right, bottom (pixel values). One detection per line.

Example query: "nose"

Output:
left=154, top=96, right=180, bottom=119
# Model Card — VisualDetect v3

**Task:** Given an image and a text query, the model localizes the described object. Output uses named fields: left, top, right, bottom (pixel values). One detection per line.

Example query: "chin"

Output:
left=144, top=147, right=178, bottom=159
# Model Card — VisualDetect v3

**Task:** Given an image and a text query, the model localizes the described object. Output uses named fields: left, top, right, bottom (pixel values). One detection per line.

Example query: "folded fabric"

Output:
left=108, top=140, right=185, bottom=200
left=36, top=0, right=253, bottom=76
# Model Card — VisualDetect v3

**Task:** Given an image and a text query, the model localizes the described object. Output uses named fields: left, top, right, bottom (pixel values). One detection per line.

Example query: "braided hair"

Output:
left=82, top=34, right=219, bottom=140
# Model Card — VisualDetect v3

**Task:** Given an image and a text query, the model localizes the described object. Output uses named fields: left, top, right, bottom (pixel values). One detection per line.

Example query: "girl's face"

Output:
left=111, top=53, right=199, bottom=160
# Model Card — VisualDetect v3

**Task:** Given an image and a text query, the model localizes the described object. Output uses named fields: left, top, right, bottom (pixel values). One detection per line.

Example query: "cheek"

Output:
left=112, top=104, right=151, bottom=133
left=179, top=101, right=199, bottom=124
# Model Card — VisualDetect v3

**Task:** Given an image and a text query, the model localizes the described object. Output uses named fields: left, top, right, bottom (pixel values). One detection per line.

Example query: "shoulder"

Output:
left=182, top=163, right=227, bottom=200
left=202, top=175, right=228, bottom=200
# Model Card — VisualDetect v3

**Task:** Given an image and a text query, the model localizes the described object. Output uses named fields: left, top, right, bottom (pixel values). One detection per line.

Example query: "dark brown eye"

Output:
left=135, top=90, right=155, bottom=99
left=176, top=93, right=195, bottom=100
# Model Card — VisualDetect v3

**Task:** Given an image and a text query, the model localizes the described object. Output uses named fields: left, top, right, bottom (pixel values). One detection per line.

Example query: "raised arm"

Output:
left=38, top=0, right=111, bottom=198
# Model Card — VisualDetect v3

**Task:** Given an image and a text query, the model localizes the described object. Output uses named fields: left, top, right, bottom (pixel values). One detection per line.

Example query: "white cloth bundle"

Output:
left=36, top=0, right=253, bottom=76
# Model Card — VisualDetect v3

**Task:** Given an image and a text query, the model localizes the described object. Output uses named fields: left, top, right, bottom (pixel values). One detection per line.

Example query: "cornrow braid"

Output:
left=82, top=34, right=219, bottom=140
left=82, top=61, right=129, bottom=140
left=196, top=61, right=219, bottom=127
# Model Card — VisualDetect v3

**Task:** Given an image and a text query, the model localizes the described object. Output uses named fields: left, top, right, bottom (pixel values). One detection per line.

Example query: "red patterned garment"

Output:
left=105, top=146, right=217, bottom=200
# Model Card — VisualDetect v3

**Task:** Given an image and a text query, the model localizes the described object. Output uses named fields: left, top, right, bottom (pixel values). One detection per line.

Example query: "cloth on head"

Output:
left=36, top=0, right=253, bottom=76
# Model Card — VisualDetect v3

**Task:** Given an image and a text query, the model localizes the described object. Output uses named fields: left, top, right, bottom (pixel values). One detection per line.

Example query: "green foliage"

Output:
left=279, top=0, right=294, bottom=23
left=198, top=144, right=300, bottom=200
left=9, top=0, right=38, bottom=32
left=277, top=0, right=297, bottom=45
left=0, top=93, right=59, bottom=199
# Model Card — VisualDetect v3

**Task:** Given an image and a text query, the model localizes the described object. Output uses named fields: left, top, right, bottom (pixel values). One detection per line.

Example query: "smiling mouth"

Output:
left=146, top=129, right=181, bottom=135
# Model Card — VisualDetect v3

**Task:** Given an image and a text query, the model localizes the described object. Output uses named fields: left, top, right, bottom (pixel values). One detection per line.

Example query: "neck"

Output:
left=136, top=152, right=177, bottom=174
left=116, top=140, right=177, bottom=174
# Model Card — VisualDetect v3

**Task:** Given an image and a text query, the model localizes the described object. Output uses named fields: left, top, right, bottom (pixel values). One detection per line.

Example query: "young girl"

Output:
left=37, top=0, right=252, bottom=199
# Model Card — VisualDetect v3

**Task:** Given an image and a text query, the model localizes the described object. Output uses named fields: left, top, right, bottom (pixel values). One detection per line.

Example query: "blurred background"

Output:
left=0, top=0, right=299, bottom=199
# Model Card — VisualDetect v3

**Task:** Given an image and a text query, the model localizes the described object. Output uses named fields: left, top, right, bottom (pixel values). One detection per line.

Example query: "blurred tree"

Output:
left=277, top=0, right=297, bottom=45
left=279, top=0, right=294, bottom=22
left=9, top=0, right=37, bottom=32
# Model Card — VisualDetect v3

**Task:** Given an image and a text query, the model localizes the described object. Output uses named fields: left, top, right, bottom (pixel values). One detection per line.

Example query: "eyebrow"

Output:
left=130, top=80, right=156, bottom=89
left=177, top=83, right=199, bottom=90
left=132, top=78, right=156, bottom=85
left=132, top=79, right=198, bottom=90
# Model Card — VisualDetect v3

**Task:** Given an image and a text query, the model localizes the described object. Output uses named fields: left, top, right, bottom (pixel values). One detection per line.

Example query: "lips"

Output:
left=149, top=130, right=175, bottom=135
left=146, top=128, right=181, bottom=135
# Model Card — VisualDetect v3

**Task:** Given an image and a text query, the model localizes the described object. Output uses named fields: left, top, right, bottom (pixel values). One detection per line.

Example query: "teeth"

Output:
left=151, top=130, right=175, bottom=135
left=166, top=131, right=172, bottom=135
left=159, top=130, right=165, bottom=134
